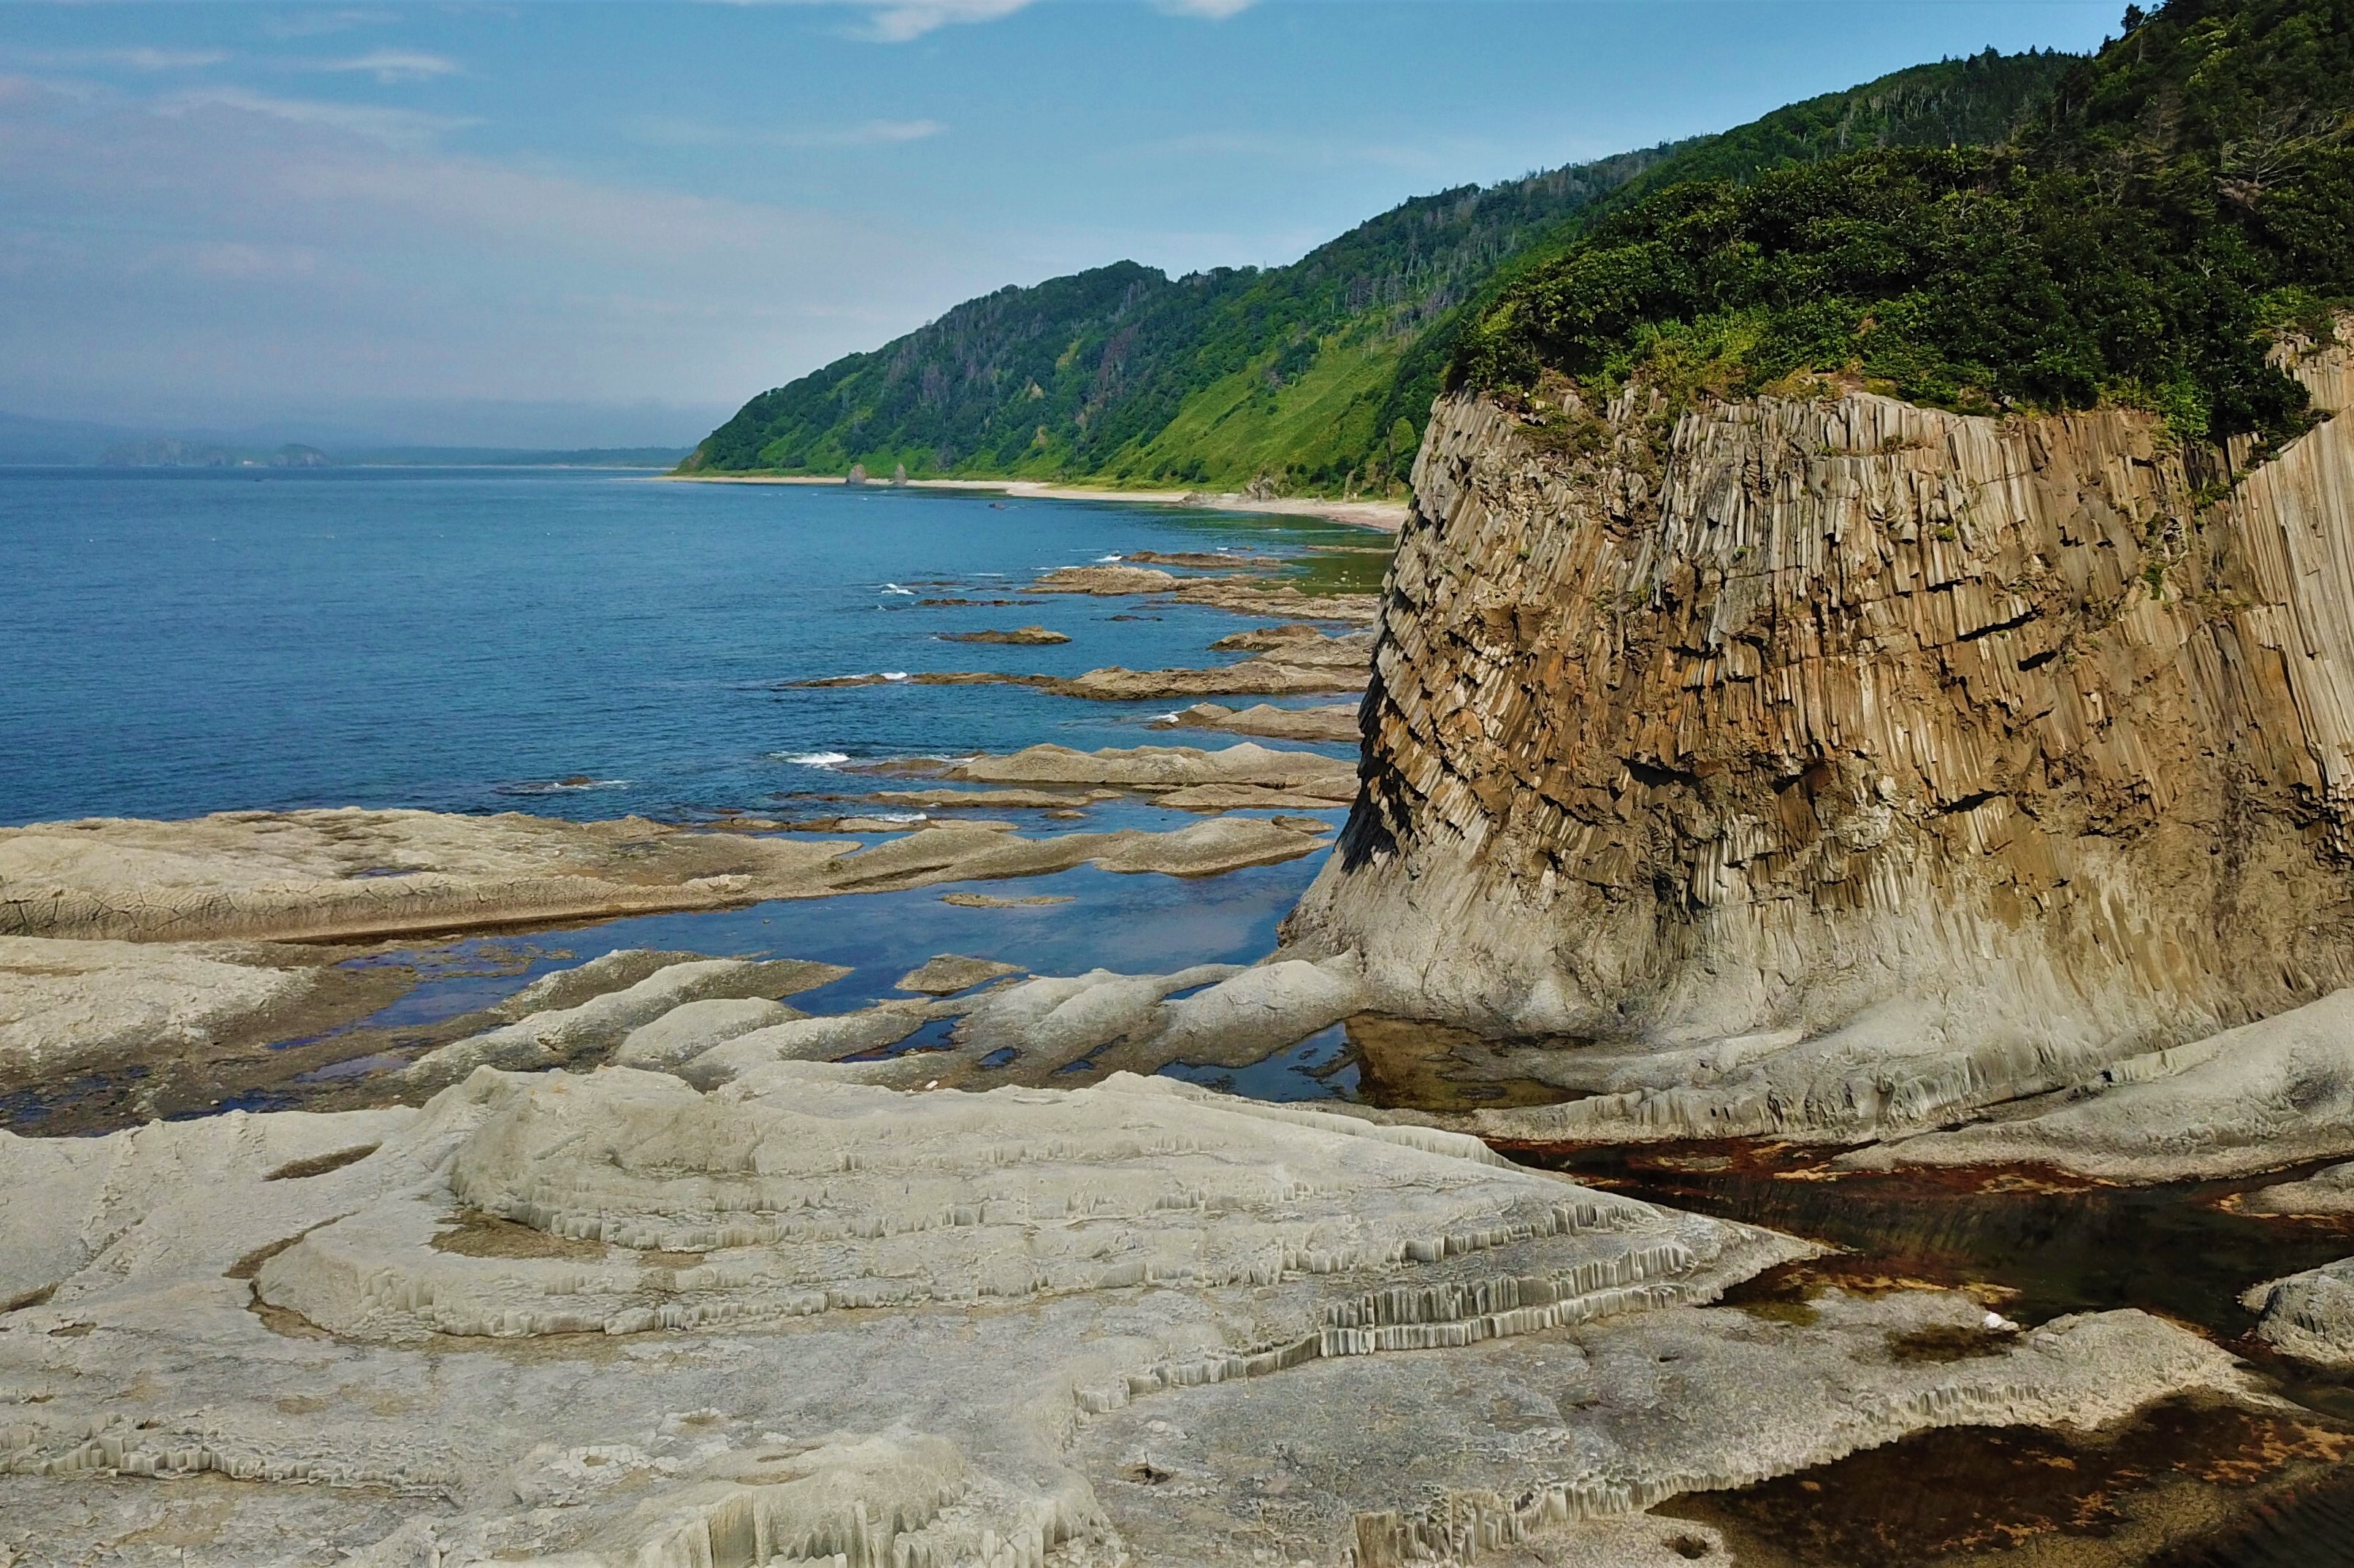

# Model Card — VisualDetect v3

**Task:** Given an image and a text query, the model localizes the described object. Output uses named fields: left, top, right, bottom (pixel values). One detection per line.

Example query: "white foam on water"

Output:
left=776, top=751, right=851, bottom=767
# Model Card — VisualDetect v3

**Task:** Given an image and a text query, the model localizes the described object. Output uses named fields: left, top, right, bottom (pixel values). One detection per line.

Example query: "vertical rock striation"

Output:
left=1289, top=322, right=2354, bottom=1136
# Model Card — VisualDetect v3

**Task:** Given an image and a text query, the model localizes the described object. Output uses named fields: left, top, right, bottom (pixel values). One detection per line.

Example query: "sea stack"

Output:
left=1288, top=318, right=2354, bottom=1124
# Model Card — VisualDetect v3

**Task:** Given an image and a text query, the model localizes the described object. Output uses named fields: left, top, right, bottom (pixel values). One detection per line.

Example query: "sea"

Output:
left=0, top=465, right=1378, bottom=825
left=0, top=464, right=1379, bottom=1098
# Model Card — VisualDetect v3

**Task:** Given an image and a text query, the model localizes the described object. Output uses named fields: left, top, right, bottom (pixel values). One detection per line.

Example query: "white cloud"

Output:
left=157, top=87, right=478, bottom=148
left=626, top=114, right=945, bottom=149
left=311, top=49, right=462, bottom=84
left=847, top=0, right=1040, bottom=43
left=1157, top=0, right=1257, bottom=17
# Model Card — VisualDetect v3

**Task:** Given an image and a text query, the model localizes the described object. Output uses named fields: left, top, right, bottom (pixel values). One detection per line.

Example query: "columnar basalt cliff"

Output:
left=1288, top=323, right=2354, bottom=1139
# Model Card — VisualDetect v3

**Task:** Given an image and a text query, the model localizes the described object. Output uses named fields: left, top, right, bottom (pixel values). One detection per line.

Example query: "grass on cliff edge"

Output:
left=1453, top=0, right=2354, bottom=450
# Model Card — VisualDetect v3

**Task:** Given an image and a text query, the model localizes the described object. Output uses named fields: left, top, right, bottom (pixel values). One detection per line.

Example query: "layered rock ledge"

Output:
left=1288, top=323, right=2354, bottom=1143
left=0, top=804, right=1330, bottom=945
left=0, top=1062, right=2258, bottom=1567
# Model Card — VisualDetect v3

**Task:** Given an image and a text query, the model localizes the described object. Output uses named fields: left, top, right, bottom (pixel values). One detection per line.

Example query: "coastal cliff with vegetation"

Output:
left=1288, top=0, right=2354, bottom=1147
left=681, top=50, right=2073, bottom=496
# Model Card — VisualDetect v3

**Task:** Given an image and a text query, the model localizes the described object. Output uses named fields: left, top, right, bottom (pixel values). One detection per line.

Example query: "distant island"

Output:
left=88, top=440, right=691, bottom=470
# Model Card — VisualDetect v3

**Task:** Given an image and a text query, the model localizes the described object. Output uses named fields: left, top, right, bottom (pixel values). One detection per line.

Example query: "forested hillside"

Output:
left=1458, top=0, right=2354, bottom=450
left=685, top=47, right=2075, bottom=494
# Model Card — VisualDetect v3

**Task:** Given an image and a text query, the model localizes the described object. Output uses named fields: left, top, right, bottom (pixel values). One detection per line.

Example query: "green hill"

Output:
left=1459, top=0, right=2354, bottom=449
left=685, top=47, right=2077, bottom=494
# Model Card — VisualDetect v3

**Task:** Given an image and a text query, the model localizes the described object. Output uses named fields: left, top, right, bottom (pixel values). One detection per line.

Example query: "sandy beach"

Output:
left=658, top=471, right=1408, bottom=533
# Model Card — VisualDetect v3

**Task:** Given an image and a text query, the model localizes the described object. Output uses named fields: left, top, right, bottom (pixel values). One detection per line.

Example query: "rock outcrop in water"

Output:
left=1288, top=319, right=2354, bottom=1143
left=0, top=804, right=1331, bottom=945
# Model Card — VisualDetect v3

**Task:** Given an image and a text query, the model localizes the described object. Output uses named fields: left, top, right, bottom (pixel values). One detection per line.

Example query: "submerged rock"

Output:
left=938, top=625, right=1070, bottom=645
left=895, top=953, right=1025, bottom=995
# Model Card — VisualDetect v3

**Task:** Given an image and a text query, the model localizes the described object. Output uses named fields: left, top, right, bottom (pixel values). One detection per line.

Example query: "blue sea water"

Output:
left=0, top=465, right=1371, bottom=826
left=1, top=467, right=1377, bottom=1109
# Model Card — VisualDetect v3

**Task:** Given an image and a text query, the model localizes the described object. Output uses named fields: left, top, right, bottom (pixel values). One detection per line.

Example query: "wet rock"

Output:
left=939, top=891, right=1074, bottom=908
left=854, top=786, right=1121, bottom=810
left=674, top=1006, right=933, bottom=1087
left=954, top=963, right=1241, bottom=1070
left=946, top=741, right=1354, bottom=794
left=1101, top=956, right=1366, bottom=1074
left=0, top=936, right=311, bottom=1074
left=496, top=949, right=719, bottom=1017
left=1158, top=700, right=1362, bottom=743
left=2244, top=1256, right=2354, bottom=1366
left=2244, top=1160, right=2354, bottom=1215
left=1124, top=550, right=1283, bottom=569
left=611, top=998, right=804, bottom=1071
left=938, top=626, right=1070, bottom=645
left=0, top=808, right=1331, bottom=945
left=1870, top=988, right=2354, bottom=1181
left=0, top=810, right=850, bottom=944
left=1152, top=783, right=1351, bottom=812
left=895, top=954, right=1025, bottom=995
left=401, top=957, right=846, bottom=1088
left=1028, top=564, right=1180, bottom=594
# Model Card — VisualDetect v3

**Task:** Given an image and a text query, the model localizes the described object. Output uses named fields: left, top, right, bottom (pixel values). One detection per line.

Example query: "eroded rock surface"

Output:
left=1, top=808, right=1333, bottom=944
left=0, top=1065, right=2254, bottom=1567
left=0, top=936, right=312, bottom=1074
left=2244, top=1256, right=2354, bottom=1366
left=1289, top=326, right=2354, bottom=1143
left=947, top=742, right=1354, bottom=795
left=1861, top=988, right=2354, bottom=1181
left=897, top=954, right=1025, bottom=995
left=1158, top=701, right=1364, bottom=743
left=2245, top=1160, right=2354, bottom=1215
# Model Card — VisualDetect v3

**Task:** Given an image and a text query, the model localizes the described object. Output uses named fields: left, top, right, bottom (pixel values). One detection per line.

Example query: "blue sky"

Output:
left=0, top=1, right=2120, bottom=446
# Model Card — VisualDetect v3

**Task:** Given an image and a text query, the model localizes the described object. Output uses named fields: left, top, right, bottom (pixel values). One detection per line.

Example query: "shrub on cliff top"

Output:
left=1454, top=0, right=2354, bottom=446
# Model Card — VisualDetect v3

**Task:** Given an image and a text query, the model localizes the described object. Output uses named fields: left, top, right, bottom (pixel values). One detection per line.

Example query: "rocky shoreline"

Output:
left=12, top=334, right=2354, bottom=1563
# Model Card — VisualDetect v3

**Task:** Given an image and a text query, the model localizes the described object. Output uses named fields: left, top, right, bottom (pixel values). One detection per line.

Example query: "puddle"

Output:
left=1658, top=1395, right=2354, bottom=1568
left=1342, top=1012, right=1589, bottom=1110
left=1155, top=1021, right=1358, bottom=1102
left=1513, top=1143, right=2354, bottom=1392
left=1486, top=1139, right=2354, bottom=1566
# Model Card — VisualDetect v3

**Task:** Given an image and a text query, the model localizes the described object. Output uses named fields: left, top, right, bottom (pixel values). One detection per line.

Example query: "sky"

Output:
left=0, top=1, right=2122, bottom=448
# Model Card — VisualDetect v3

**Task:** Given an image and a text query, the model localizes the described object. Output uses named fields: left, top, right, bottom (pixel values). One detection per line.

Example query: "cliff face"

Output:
left=1289, top=322, right=2354, bottom=1136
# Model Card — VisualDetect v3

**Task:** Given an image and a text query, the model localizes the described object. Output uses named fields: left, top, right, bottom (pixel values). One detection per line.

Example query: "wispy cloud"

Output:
left=4, top=47, right=230, bottom=72
left=310, top=49, right=462, bottom=84
left=625, top=115, right=945, bottom=149
left=158, top=88, right=478, bottom=149
left=259, top=9, right=400, bottom=42
left=0, top=69, right=1025, bottom=417
left=719, top=0, right=1256, bottom=43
